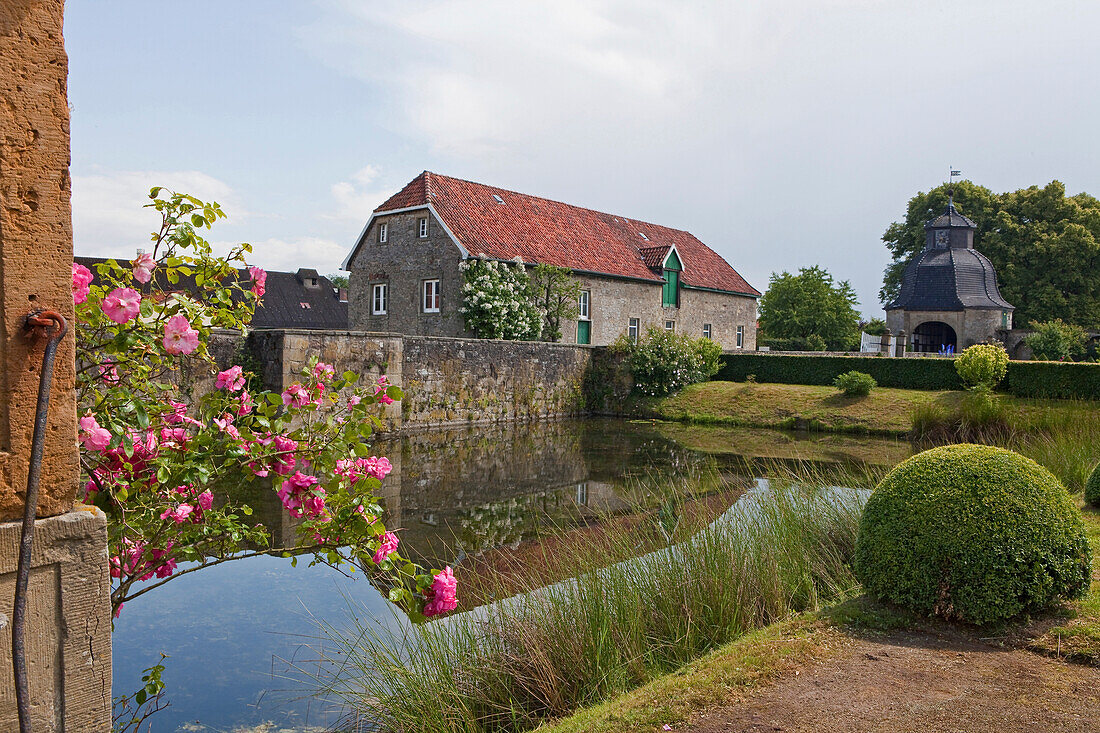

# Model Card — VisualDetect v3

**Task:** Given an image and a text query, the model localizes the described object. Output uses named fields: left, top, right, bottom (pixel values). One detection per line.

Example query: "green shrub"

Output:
left=833, top=370, right=876, bottom=396
left=614, top=326, right=722, bottom=397
left=1086, top=462, right=1100, bottom=507
left=955, top=343, right=1009, bottom=389
left=1025, top=319, right=1088, bottom=362
left=853, top=444, right=1091, bottom=625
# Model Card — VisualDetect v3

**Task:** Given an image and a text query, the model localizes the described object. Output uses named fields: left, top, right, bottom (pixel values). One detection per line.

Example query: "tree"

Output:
left=530, top=263, right=581, bottom=342
left=1024, top=319, right=1088, bottom=361
left=881, top=181, right=1100, bottom=329
left=861, top=318, right=888, bottom=336
left=326, top=273, right=349, bottom=289
left=758, top=266, right=861, bottom=350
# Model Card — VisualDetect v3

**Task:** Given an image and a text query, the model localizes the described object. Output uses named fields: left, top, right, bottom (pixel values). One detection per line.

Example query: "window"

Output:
left=665, top=320, right=675, bottom=331
left=372, top=283, right=388, bottom=315
left=628, top=318, right=639, bottom=344
left=578, top=290, right=590, bottom=320
left=378, top=222, right=388, bottom=243
left=575, top=482, right=588, bottom=506
left=703, top=323, right=712, bottom=340
left=422, top=279, right=441, bottom=313
left=309, top=278, right=318, bottom=286
left=418, top=217, right=429, bottom=238
left=492, top=194, right=505, bottom=204
left=1002, top=311, right=1012, bottom=329
left=736, top=325, right=745, bottom=348
left=299, top=302, right=311, bottom=309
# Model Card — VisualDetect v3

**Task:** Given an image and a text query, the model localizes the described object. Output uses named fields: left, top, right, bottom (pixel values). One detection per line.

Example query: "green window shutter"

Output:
left=577, top=320, right=591, bottom=344
left=663, top=270, right=680, bottom=307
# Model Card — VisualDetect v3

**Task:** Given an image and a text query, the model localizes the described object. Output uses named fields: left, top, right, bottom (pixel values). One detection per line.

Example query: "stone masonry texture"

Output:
left=248, top=329, right=595, bottom=431
left=0, top=509, right=112, bottom=731
left=0, top=0, right=79, bottom=522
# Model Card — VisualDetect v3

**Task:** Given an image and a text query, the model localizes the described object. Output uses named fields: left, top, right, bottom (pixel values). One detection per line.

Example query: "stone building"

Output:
left=886, top=196, right=1014, bottom=353
left=343, top=172, right=760, bottom=348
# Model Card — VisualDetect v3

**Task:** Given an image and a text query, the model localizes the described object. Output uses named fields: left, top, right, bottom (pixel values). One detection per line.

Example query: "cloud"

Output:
left=72, top=169, right=244, bottom=260
left=327, top=164, right=398, bottom=223
left=242, top=236, right=349, bottom=275
left=296, top=0, right=777, bottom=157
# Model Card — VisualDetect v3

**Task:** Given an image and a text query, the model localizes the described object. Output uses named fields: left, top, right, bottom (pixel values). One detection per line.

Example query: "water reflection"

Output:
left=111, top=419, right=909, bottom=732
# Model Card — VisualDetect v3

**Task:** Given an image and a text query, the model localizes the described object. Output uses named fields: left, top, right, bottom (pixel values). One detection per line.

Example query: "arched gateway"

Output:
left=912, top=321, right=957, bottom=353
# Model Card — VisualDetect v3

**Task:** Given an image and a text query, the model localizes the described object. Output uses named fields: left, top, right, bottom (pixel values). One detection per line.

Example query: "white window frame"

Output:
left=372, top=283, right=388, bottom=315
left=736, top=325, right=745, bottom=348
left=422, top=279, right=441, bottom=313
left=378, top=222, right=388, bottom=243
left=418, top=217, right=429, bottom=238
left=665, top=320, right=675, bottom=332
left=703, top=323, right=712, bottom=340
left=578, top=290, right=590, bottom=320
left=628, top=318, right=639, bottom=344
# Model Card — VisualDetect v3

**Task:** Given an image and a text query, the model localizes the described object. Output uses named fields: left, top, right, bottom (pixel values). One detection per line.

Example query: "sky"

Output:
left=65, top=0, right=1100, bottom=318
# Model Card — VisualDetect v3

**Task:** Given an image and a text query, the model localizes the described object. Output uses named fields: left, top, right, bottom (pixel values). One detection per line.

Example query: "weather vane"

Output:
left=950, top=167, right=961, bottom=184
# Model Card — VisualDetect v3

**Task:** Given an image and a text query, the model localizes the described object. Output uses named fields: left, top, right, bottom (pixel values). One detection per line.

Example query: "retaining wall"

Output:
left=243, top=330, right=600, bottom=431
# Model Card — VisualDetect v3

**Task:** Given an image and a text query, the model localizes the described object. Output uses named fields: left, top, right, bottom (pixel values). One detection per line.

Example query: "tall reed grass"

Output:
left=309, top=477, right=864, bottom=733
left=910, top=394, right=1100, bottom=492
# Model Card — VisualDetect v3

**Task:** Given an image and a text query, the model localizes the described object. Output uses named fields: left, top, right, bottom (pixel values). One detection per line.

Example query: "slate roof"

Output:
left=75, top=257, right=348, bottom=330
left=366, top=171, right=760, bottom=297
left=926, top=201, right=977, bottom=230
left=887, top=247, right=1014, bottom=311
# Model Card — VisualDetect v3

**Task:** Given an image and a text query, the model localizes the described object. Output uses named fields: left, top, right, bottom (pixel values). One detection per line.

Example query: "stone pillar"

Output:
left=879, top=329, right=893, bottom=356
left=895, top=330, right=907, bottom=357
left=1, top=1, right=112, bottom=729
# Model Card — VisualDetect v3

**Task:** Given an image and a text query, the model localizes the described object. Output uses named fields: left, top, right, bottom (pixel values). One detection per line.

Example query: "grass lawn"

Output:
left=642, top=381, right=961, bottom=436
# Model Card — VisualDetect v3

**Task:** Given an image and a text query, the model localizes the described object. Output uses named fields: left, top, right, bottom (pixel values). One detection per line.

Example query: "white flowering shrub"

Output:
left=613, top=326, right=723, bottom=396
left=460, top=257, right=544, bottom=340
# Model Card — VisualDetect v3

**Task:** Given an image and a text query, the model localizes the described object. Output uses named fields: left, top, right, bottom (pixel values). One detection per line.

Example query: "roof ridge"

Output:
left=422, top=171, right=695, bottom=236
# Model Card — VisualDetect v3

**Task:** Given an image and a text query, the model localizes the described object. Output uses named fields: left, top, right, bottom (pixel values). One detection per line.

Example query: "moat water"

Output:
left=111, top=418, right=910, bottom=732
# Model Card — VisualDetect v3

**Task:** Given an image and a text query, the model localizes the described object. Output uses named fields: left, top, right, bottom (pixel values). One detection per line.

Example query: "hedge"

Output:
left=716, top=353, right=1100, bottom=400
left=716, top=353, right=962, bottom=391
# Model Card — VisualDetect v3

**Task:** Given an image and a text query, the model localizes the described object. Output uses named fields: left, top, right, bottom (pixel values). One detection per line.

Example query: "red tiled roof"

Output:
left=371, top=172, right=760, bottom=296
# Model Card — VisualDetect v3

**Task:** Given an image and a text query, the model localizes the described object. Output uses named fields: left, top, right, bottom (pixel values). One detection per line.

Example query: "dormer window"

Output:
left=662, top=249, right=682, bottom=308
left=378, top=222, right=388, bottom=243
left=418, top=217, right=429, bottom=238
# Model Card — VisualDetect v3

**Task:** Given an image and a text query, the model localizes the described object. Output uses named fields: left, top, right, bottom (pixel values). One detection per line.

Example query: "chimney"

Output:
left=337, top=288, right=348, bottom=303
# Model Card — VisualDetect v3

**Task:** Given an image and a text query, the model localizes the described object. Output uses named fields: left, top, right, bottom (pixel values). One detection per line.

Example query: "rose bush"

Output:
left=76, top=188, right=456, bottom=623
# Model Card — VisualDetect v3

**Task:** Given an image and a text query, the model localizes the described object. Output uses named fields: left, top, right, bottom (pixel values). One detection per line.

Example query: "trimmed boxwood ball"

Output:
left=1086, top=462, right=1100, bottom=508
left=853, top=444, right=1091, bottom=625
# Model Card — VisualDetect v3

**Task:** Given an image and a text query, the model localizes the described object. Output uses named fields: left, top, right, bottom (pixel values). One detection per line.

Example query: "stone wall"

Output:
left=348, top=209, right=467, bottom=337
left=560, top=275, right=757, bottom=349
left=247, top=329, right=595, bottom=431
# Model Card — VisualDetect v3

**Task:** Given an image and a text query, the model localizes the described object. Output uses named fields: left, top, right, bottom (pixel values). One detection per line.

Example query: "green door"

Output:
left=577, top=320, right=591, bottom=344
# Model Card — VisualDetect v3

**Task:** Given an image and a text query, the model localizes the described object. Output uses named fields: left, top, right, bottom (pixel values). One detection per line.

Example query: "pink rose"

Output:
left=277, top=471, right=319, bottom=518
left=197, top=490, right=213, bottom=512
left=79, top=415, right=112, bottom=451
left=373, top=532, right=399, bottom=564
left=423, top=566, right=458, bottom=617
left=102, top=287, right=142, bottom=324
left=162, top=314, right=199, bottom=355
left=314, top=361, right=335, bottom=380
left=248, top=266, right=267, bottom=298
left=131, top=252, right=156, bottom=284
left=281, top=383, right=310, bottom=407
left=213, top=413, right=241, bottom=440
left=271, top=435, right=298, bottom=476
left=160, top=427, right=189, bottom=446
left=72, top=262, right=93, bottom=304
left=236, top=391, right=254, bottom=416
left=160, top=503, right=194, bottom=523
left=215, top=365, right=246, bottom=391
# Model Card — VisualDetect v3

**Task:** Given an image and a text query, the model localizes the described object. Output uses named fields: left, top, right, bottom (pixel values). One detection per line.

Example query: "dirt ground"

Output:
left=690, top=627, right=1100, bottom=733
